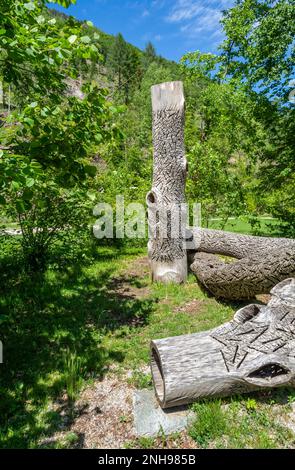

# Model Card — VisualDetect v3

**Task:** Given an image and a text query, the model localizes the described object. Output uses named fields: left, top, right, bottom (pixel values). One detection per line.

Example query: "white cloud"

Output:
left=142, top=9, right=150, bottom=17
left=167, top=0, right=203, bottom=22
left=180, top=9, right=222, bottom=35
left=166, top=0, right=233, bottom=39
left=154, top=34, right=162, bottom=41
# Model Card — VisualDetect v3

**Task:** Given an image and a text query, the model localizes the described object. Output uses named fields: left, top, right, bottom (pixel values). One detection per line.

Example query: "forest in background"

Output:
left=0, top=0, right=294, bottom=271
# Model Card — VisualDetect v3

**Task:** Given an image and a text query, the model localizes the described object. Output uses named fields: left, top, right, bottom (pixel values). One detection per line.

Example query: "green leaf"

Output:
left=0, top=315, right=9, bottom=325
left=23, top=118, right=34, bottom=127
left=26, top=48, right=35, bottom=57
left=36, top=16, right=45, bottom=24
left=68, top=35, right=78, bottom=45
left=24, top=2, right=35, bottom=11
left=52, top=107, right=61, bottom=116
left=23, top=188, right=34, bottom=201
left=41, top=107, right=48, bottom=117
left=90, top=44, right=98, bottom=53
left=25, top=178, right=35, bottom=188
left=80, top=36, right=91, bottom=44
left=11, top=181, right=20, bottom=191
left=87, top=191, right=96, bottom=202
left=36, top=199, right=47, bottom=209
left=16, top=200, right=26, bottom=214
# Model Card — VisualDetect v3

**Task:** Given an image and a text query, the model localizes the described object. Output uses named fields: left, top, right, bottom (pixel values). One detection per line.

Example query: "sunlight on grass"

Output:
left=189, top=396, right=294, bottom=449
left=1, top=236, right=294, bottom=449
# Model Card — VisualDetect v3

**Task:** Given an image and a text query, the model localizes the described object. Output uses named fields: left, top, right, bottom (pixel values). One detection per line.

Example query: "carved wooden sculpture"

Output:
left=190, top=248, right=295, bottom=301
left=147, top=81, right=295, bottom=297
left=151, top=278, right=295, bottom=408
left=189, top=227, right=295, bottom=259
left=188, top=228, right=295, bottom=300
left=147, top=81, right=187, bottom=284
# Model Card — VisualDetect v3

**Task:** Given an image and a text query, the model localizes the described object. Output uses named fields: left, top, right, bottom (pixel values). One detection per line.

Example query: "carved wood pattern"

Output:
left=190, top=246, right=295, bottom=300
left=190, top=227, right=295, bottom=259
left=151, top=279, right=295, bottom=409
left=147, top=81, right=187, bottom=283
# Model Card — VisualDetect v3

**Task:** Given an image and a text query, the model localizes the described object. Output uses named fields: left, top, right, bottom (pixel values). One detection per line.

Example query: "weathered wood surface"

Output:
left=151, top=278, right=295, bottom=409
left=190, top=247, right=295, bottom=300
left=189, top=227, right=295, bottom=259
left=187, top=228, right=295, bottom=300
left=147, top=81, right=188, bottom=284
left=146, top=81, right=295, bottom=296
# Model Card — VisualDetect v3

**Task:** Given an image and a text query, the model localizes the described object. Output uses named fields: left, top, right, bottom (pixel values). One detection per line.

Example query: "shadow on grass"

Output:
left=0, top=240, right=153, bottom=448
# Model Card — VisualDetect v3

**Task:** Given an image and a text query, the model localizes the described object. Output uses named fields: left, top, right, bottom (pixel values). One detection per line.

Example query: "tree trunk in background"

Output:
left=151, top=278, right=295, bottom=408
left=147, top=81, right=188, bottom=283
left=190, top=247, right=295, bottom=300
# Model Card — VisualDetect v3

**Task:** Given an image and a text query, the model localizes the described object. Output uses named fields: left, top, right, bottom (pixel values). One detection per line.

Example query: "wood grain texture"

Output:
left=187, top=228, right=295, bottom=300
left=151, top=278, right=295, bottom=408
left=189, top=227, right=295, bottom=259
left=147, top=81, right=188, bottom=283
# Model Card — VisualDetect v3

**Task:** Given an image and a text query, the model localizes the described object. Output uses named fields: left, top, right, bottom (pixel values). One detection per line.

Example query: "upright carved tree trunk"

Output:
left=147, top=81, right=188, bottom=283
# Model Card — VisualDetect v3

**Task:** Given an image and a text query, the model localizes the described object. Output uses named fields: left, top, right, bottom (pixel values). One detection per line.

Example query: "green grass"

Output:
left=62, top=350, right=84, bottom=403
left=128, top=370, right=153, bottom=389
left=0, top=236, right=236, bottom=448
left=0, top=215, right=281, bottom=235
left=189, top=400, right=228, bottom=447
left=0, top=221, right=294, bottom=449
left=189, top=394, right=295, bottom=449
left=208, top=216, right=281, bottom=236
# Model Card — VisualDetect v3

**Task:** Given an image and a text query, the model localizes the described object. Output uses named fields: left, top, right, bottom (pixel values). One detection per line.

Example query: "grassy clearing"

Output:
left=0, top=220, right=294, bottom=448
left=0, top=216, right=280, bottom=236
left=188, top=394, right=295, bottom=449
left=208, top=217, right=280, bottom=235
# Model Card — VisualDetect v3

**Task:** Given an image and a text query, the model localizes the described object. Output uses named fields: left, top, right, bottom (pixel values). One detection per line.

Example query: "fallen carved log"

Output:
left=151, top=278, right=295, bottom=408
left=187, top=228, right=295, bottom=299
left=190, top=247, right=295, bottom=300
left=189, top=227, right=295, bottom=259
left=147, top=81, right=188, bottom=284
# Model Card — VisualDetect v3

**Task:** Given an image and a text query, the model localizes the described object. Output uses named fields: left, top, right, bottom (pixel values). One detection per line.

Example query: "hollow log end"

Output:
left=150, top=342, right=166, bottom=407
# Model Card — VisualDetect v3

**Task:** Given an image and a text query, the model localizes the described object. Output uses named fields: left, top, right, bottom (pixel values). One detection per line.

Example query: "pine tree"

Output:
left=143, top=42, right=157, bottom=68
left=108, top=33, right=127, bottom=89
left=108, top=33, right=141, bottom=104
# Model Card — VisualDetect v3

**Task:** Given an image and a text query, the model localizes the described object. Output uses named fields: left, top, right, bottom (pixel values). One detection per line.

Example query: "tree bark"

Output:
left=190, top=246, right=295, bottom=300
left=151, top=278, right=295, bottom=408
left=147, top=81, right=188, bottom=283
left=189, top=227, right=295, bottom=259
left=186, top=228, right=295, bottom=299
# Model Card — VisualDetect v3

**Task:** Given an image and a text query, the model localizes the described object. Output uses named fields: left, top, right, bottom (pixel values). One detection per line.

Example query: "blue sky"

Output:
left=50, top=0, right=234, bottom=62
